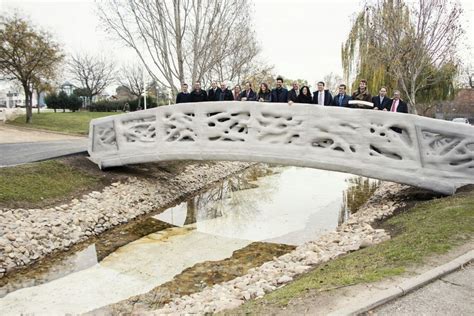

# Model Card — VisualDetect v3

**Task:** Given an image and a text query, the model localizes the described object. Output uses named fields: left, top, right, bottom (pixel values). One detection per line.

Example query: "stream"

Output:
left=0, top=165, right=373, bottom=315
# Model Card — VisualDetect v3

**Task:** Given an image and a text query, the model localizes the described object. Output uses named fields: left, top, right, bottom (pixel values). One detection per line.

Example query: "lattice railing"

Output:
left=88, top=101, right=474, bottom=194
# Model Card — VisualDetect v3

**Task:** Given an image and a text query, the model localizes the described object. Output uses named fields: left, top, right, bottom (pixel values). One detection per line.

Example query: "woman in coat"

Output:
left=296, top=86, right=312, bottom=104
left=257, top=83, right=271, bottom=102
left=233, top=85, right=242, bottom=101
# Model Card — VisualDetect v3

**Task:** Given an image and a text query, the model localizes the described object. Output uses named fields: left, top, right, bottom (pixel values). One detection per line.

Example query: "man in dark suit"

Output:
left=312, top=81, right=333, bottom=105
left=207, top=81, right=221, bottom=101
left=176, top=83, right=190, bottom=104
left=331, top=84, right=351, bottom=107
left=217, top=82, right=234, bottom=101
left=287, top=82, right=300, bottom=103
left=388, top=90, right=408, bottom=113
left=271, top=76, right=289, bottom=103
left=240, top=82, right=256, bottom=101
left=189, top=81, right=207, bottom=102
left=372, top=87, right=391, bottom=110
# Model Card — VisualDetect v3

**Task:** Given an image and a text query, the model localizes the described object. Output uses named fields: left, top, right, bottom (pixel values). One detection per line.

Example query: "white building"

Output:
left=0, top=87, right=45, bottom=108
left=59, top=81, right=76, bottom=96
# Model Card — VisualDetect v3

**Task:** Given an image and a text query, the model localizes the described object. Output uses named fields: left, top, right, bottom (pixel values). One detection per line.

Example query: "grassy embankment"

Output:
left=0, top=160, right=99, bottom=206
left=225, top=188, right=474, bottom=313
left=8, top=112, right=119, bottom=135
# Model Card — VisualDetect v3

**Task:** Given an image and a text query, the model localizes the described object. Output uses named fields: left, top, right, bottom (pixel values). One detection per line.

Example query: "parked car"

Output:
left=452, top=118, right=470, bottom=124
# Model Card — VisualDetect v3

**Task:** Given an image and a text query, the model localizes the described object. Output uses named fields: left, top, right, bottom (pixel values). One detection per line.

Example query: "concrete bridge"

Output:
left=88, top=101, right=474, bottom=195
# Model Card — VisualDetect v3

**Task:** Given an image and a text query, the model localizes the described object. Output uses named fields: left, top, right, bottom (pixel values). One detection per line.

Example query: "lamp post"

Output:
left=143, top=71, right=147, bottom=110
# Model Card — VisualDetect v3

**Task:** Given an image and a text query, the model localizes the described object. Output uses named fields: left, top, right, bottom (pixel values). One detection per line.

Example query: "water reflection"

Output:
left=157, top=165, right=276, bottom=228
left=155, top=165, right=354, bottom=245
left=339, top=176, right=380, bottom=225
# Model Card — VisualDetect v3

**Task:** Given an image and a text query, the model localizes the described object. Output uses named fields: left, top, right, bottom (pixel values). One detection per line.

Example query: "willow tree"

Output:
left=0, top=16, right=63, bottom=123
left=342, top=0, right=463, bottom=114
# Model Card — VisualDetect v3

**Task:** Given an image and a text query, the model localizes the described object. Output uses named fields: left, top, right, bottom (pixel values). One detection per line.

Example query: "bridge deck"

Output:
left=88, top=101, right=474, bottom=195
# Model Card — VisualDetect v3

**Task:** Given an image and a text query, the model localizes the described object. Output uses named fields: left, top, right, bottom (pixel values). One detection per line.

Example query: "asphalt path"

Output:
left=374, top=264, right=473, bottom=315
left=0, top=139, right=88, bottom=167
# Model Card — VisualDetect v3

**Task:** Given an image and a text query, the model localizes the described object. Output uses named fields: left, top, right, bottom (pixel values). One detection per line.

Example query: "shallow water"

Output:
left=0, top=165, right=360, bottom=315
left=155, top=166, right=352, bottom=245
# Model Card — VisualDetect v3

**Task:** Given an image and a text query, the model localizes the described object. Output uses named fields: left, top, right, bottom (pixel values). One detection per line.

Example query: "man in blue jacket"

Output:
left=331, top=84, right=351, bottom=107
left=271, top=76, right=288, bottom=103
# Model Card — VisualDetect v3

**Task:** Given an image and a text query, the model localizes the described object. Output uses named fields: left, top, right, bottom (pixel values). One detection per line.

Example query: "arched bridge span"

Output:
left=88, top=102, right=474, bottom=195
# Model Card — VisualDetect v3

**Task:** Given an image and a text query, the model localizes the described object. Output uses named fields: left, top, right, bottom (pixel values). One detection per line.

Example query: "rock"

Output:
left=293, top=265, right=311, bottom=274
left=277, top=275, right=293, bottom=284
left=242, top=291, right=251, bottom=301
left=6, top=234, right=15, bottom=241
left=360, top=238, right=374, bottom=248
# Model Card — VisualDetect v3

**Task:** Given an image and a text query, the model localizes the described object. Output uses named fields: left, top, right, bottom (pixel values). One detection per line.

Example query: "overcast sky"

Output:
left=1, top=0, right=473, bottom=91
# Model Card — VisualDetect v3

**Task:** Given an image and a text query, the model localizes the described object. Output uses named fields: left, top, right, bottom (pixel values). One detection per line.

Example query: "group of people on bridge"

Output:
left=176, top=76, right=408, bottom=113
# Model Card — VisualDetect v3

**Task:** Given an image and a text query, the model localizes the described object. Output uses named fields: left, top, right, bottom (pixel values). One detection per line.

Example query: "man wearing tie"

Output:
left=240, top=82, right=256, bottom=101
left=331, top=84, right=351, bottom=107
left=312, top=81, right=333, bottom=105
left=388, top=90, right=408, bottom=113
left=372, top=87, right=391, bottom=110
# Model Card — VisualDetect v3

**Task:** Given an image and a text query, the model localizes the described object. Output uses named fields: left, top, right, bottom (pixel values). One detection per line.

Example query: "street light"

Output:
left=143, top=71, right=147, bottom=110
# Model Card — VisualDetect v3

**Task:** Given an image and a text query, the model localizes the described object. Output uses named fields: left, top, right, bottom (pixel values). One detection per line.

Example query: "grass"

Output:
left=227, top=189, right=474, bottom=313
left=0, top=160, right=99, bottom=205
left=8, top=111, right=119, bottom=135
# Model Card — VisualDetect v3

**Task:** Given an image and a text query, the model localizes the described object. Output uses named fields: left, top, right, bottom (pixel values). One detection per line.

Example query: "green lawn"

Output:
left=8, top=111, right=119, bottom=135
left=225, top=189, right=474, bottom=314
left=0, top=160, right=99, bottom=205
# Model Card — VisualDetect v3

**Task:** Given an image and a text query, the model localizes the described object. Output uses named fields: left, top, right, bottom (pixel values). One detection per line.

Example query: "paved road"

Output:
left=374, top=264, right=473, bottom=315
left=0, top=124, right=88, bottom=167
left=0, top=139, right=89, bottom=167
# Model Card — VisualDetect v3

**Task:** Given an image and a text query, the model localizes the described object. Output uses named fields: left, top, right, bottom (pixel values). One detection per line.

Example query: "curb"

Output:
left=328, top=249, right=474, bottom=316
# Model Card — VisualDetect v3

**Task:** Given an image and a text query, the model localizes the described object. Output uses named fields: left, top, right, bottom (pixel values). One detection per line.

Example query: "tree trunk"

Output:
left=37, top=90, right=41, bottom=114
left=23, top=84, right=33, bottom=124
left=174, top=0, right=185, bottom=85
left=184, top=198, right=197, bottom=225
left=410, top=91, right=418, bottom=115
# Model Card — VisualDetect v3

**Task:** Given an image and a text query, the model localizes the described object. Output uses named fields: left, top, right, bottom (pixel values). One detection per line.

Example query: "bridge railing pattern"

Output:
left=88, top=101, right=474, bottom=194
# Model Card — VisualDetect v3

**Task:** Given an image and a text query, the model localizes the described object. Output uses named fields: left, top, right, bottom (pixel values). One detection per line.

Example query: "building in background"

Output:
left=435, top=88, right=474, bottom=123
left=59, top=81, right=76, bottom=96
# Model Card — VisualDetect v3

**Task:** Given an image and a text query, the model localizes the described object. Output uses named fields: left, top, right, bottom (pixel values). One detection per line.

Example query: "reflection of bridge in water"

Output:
left=88, top=101, right=474, bottom=195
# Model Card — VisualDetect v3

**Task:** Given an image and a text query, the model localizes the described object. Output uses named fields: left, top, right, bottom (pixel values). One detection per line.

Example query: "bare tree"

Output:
left=118, top=63, right=145, bottom=108
left=323, top=72, right=344, bottom=95
left=461, top=63, right=474, bottom=88
left=97, top=0, right=261, bottom=94
left=68, top=53, right=116, bottom=104
left=210, top=34, right=267, bottom=85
